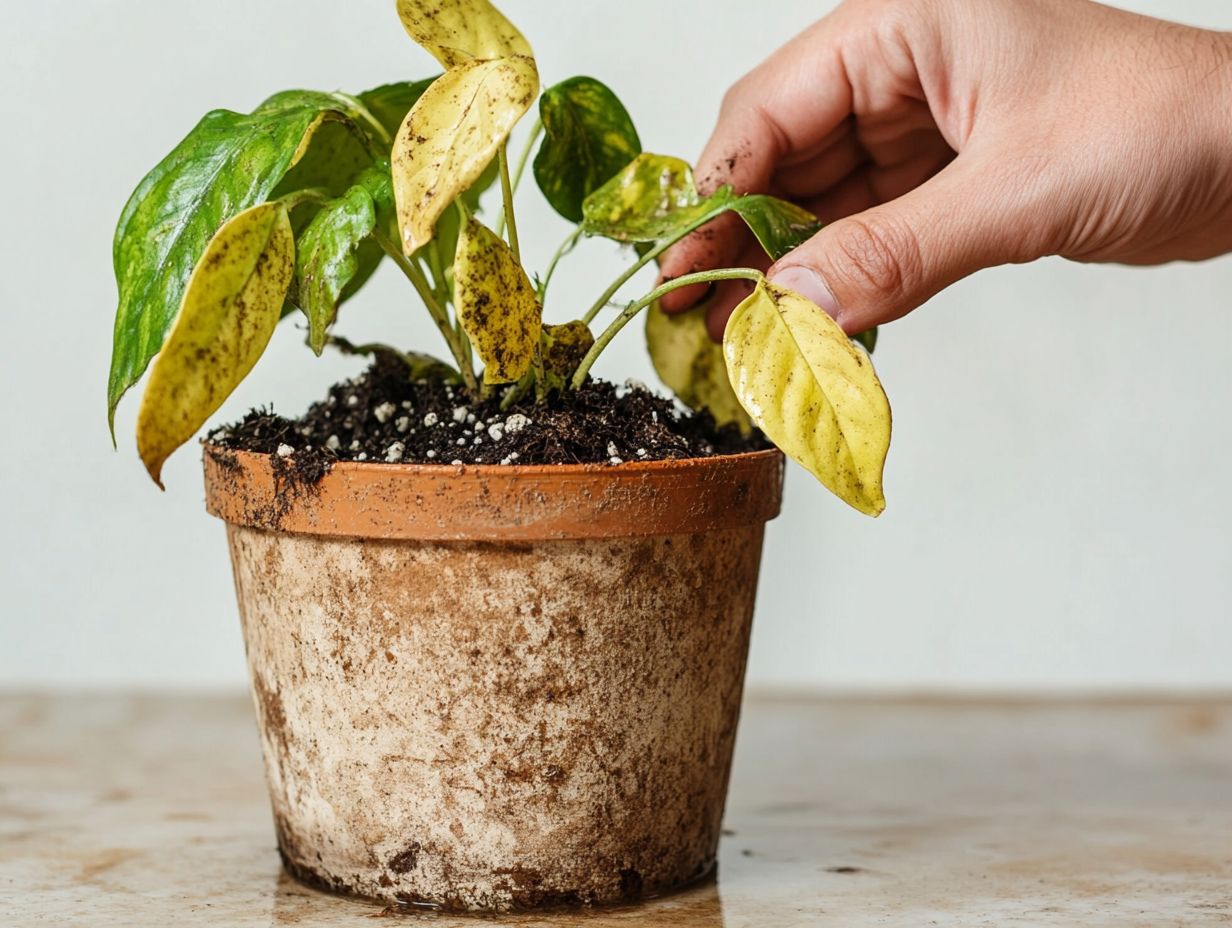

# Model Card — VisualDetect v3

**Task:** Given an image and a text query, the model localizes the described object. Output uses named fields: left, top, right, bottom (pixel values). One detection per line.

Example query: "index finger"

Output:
left=658, top=15, right=855, bottom=311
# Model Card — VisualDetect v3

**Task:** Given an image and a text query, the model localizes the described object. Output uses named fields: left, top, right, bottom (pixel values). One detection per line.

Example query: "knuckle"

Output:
left=827, top=214, right=922, bottom=298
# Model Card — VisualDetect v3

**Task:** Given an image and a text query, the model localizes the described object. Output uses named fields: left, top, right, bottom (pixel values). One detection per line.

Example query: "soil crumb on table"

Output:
left=208, top=355, right=766, bottom=473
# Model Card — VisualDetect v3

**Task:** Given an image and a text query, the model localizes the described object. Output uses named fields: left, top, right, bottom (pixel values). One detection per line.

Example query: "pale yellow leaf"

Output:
left=396, top=0, right=533, bottom=67
left=392, top=57, right=537, bottom=253
left=136, top=203, right=294, bottom=486
left=646, top=300, right=751, bottom=435
left=723, top=279, right=892, bottom=516
left=454, top=216, right=540, bottom=384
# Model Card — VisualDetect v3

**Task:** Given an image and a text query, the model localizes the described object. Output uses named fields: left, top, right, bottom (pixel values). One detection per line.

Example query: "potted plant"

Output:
left=108, top=0, right=892, bottom=912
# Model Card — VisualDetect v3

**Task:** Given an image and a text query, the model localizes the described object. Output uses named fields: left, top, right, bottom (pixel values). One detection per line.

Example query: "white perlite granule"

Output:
left=503, top=413, right=530, bottom=434
left=422, top=412, right=439, bottom=427
left=373, top=402, right=396, bottom=424
left=385, top=442, right=405, bottom=462
left=325, top=435, right=341, bottom=451
left=276, top=444, right=294, bottom=457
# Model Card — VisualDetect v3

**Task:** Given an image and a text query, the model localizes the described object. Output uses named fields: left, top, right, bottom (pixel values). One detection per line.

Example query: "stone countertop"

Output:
left=2, top=693, right=1230, bottom=926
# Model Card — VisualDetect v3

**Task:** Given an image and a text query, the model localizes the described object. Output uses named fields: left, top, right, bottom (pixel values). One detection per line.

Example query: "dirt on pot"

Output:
left=207, top=353, right=767, bottom=476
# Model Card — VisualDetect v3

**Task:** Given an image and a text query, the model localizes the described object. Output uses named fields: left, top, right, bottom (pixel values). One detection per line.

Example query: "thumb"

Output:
left=767, top=157, right=1036, bottom=334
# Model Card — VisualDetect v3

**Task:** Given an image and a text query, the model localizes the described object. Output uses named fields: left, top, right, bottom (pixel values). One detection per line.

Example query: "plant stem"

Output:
left=580, top=213, right=719, bottom=325
left=570, top=268, right=763, bottom=389
left=497, top=144, right=521, bottom=264
left=539, top=228, right=583, bottom=301
left=495, top=117, right=543, bottom=237
left=373, top=228, right=479, bottom=395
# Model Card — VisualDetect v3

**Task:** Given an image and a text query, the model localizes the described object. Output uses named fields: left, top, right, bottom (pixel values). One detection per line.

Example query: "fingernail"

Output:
left=768, top=265, right=841, bottom=323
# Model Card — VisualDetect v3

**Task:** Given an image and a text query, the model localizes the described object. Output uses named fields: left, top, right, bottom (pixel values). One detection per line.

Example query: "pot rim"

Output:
left=204, top=444, right=784, bottom=541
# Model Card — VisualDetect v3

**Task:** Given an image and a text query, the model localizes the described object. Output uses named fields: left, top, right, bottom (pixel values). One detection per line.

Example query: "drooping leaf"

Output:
left=136, top=203, right=295, bottom=486
left=729, top=195, right=823, bottom=261
left=646, top=300, right=751, bottom=434
left=108, top=90, right=370, bottom=432
left=533, top=76, right=641, bottom=222
left=723, top=279, right=891, bottom=516
left=357, top=78, right=438, bottom=139
left=582, top=153, right=825, bottom=261
left=329, top=336, right=461, bottom=383
left=581, top=154, right=727, bottom=243
left=295, top=167, right=394, bottom=354
left=395, top=0, right=533, bottom=67
left=453, top=217, right=540, bottom=384
left=542, top=320, right=594, bottom=378
left=392, top=57, right=538, bottom=254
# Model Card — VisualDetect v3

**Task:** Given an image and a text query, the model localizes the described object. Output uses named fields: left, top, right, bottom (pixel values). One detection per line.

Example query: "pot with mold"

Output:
left=205, top=443, right=783, bottom=912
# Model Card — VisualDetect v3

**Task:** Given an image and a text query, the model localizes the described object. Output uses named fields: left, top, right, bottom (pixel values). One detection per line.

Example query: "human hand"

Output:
left=659, top=0, right=1232, bottom=340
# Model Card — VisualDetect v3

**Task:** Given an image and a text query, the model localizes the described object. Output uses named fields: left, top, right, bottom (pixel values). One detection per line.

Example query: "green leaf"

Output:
left=108, top=90, right=371, bottom=433
left=723, top=279, right=892, bottom=516
left=396, top=0, right=534, bottom=67
left=581, top=154, right=728, bottom=243
left=729, top=195, right=822, bottom=261
left=295, top=166, right=394, bottom=355
left=533, top=76, right=641, bottom=222
left=392, top=57, right=538, bottom=253
left=136, top=203, right=295, bottom=486
left=646, top=300, right=751, bottom=434
left=453, top=217, right=541, bottom=384
left=542, top=320, right=594, bottom=378
left=581, top=153, right=823, bottom=259
left=357, top=78, right=438, bottom=139
left=852, top=326, right=879, bottom=354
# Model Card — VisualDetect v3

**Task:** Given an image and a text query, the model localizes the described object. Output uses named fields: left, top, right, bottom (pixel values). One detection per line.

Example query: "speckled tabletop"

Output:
left=2, top=693, right=1230, bottom=926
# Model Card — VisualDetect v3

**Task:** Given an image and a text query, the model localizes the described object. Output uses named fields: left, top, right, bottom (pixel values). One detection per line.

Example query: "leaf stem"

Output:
left=495, top=117, right=543, bottom=237
left=497, top=144, right=521, bottom=264
left=276, top=187, right=331, bottom=211
left=373, top=227, right=478, bottom=395
left=570, top=268, right=763, bottom=389
left=580, top=212, right=719, bottom=325
left=539, top=228, right=583, bottom=302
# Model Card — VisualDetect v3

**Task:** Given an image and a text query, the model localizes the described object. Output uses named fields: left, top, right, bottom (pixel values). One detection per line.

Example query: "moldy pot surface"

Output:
left=205, top=445, right=784, bottom=912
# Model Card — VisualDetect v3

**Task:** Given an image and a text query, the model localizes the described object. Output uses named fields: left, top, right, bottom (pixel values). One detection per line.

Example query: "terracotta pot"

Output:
left=204, top=445, right=784, bottom=912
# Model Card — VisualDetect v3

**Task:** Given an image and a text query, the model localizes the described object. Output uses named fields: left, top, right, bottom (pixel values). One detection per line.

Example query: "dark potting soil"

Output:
left=207, top=353, right=766, bottom=478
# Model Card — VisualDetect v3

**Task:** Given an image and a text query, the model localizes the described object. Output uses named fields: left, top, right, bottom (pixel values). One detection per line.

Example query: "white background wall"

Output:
left=1, top=0, right=1229, bottom=692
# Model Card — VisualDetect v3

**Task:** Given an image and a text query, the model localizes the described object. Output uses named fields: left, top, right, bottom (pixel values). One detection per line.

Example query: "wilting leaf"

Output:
left=295, top=167, right=394, bottom=354
left=395, top=0, right=533, bottom=67
left=646, top=300, right=751, bottom=434
left=729, top=196, right=822, bottom=261
left=581, top=154, right=727, bottom=242
left=582, top=153, right=825, bottom=262
left=453, top=217, right=540, bottom=384
left=542, top=320, right=594, bottom=378
left=392, top=57, right=538, bottom=254
left=357, top=78, right=438, bottom=139
left=723, top=279, right=891, bottom=516
left=136, top=203, right=295, bottom=486
left=534, top=76, right=641, bottom=222
left=330, top=336, right=461, bottom=383
left=109, top=90, right=369, bottom=432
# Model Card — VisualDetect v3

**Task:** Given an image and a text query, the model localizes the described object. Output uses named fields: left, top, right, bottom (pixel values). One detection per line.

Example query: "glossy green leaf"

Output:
left=295, top=167, right=394, bottom=355
left=453, top=217, right=540, bottom=384
left=542, top=320, right=594, bottom=378
left=582, top=153, right=825, bottom=263
left=137, top=203, right=295, bottom=486
left=109, top=90, right=369, bottom=433
left=729, top=195, right=822, bottom=261
left=581, top=154, right=728, bottom=242
left=646, top=300, right=751, bottom=434
left=396, top=0, right=533, bottom=67
left=392, top=57, right=538, bottom=253
left=724, top=279, right=891, bottom=516
left=533, top=76, right=641, bottom=222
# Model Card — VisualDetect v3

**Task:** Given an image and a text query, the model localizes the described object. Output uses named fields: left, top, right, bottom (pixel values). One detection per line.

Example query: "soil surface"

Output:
left=208, top=354, right=765, bottom=474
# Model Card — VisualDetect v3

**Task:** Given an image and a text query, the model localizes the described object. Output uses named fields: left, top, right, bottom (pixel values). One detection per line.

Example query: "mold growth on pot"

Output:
left=207, top=354, right=766, bottom=475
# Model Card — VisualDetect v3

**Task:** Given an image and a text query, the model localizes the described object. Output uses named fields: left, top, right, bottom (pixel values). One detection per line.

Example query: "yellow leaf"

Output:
left=542, top=320, right=593, bottom=378
left=396, top=0, right=533, bottom=67
left=392, top=57, right=537, bottom=253
left=136, top=203, right=294, bottom=487
left=723, top=280, right=892, bottom=516
left=646, top=300, right=751, bottom=435
left=453, top=216, right=540, bottom=384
